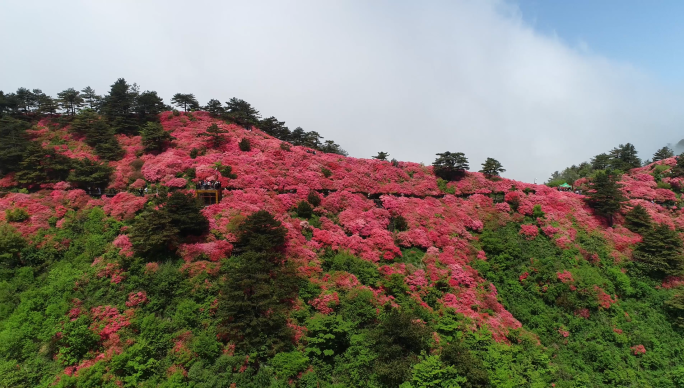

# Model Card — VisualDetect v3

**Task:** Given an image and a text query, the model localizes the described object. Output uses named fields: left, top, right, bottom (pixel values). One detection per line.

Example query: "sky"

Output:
left=1, top=0, right=683, bottom=183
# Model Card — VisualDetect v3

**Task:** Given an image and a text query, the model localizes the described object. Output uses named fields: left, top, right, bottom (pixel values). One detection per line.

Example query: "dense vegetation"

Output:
left=2, top=83, right=684, bottom=386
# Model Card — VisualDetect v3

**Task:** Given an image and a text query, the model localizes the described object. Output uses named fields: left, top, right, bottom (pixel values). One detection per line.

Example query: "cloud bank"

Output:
left=2, top=0, right=682, bottom=181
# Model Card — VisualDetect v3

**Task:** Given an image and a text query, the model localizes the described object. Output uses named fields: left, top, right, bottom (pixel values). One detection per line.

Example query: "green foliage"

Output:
left=164, top=191, right=209, bottom=238
left=101, top=78, right=140, bottom=135
left=190, top=148, right=199, bottom=159
left=653, top=146, right=674, bottom=162
left=374, top=151, right=390, bottom=161
left=15, top=142, right=72, bottom=185
left=321, top=167, right=332, bottom=178
left=67, top=158, right=113, bottom=189
left=4, top=207, right=29, bottom=223
left=532, top=204, right=545, bottom=219
left=436, top=178, right=455, bottom=194
left=322, top=251, right=380, bottom=286
left=585, top=171, right=626, bottom=226
left=213, top=162, right=237, bottom=179
left=634, top=223, right=684, bottom=278
left=238, top=138, right=252, bottom=152
left=369, top=309, right=431, bottom=387
left=171, top=93, right=199, bottom=112
left=297, top=200, right=313, bottom=219
left=270, top=351, right=309, bottom=379
left=224, top=98, right=261, bottom=129
left=671, top=153, right=684, bottom=177
left=57, top=316, right=100, bottom=366
left=305, top=314, right=353, bottom=361
left=624, top=204, right=652, bottom=235
left=198, top=123, right=229, bottom=148
left=217, top=211, right=299, bottom=360
left=433, top=151, right=469, bottom=181
left=440, top=341, right=490, bottom=388
left=0, top=115, right=30, bottom=176
left=141, top=121, right=175, bottom=153
left=390, top=215, right=409, bottom=232
left=479, top=158, right=505, bottom=178
left=608, top=143, right=641, bottom=171
left=71, top=109, right=124, bottom=161
left=665, top=288, right=684, bottom=328
left=307, top=191, right=321, bottom=207
left=400, top=354, right=466, bottom=388
left=0, top=223, right=26, bottom=269
left=130, top=209, right=179, bottom=258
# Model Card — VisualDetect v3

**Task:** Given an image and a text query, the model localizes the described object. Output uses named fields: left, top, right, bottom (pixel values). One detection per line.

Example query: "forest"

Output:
left=1, top=79, right=684, bottom=387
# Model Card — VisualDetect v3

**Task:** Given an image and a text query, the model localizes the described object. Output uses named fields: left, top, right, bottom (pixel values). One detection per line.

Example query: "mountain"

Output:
left=1, top=110, right=684, bottom=387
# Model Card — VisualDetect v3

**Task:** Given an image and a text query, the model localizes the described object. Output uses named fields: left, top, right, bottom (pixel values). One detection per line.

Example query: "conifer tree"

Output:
left=609, top=143, right=641, bottom=171
left=373, top=152, right=390, bottom=161
left=203, top=99, right=225, bottom=116
left=164, top=191, right=209, bottom=238
left=15, top=142, right=72, bottom=185
left=130, top=209, right=179, bottom=257
left=653, top=146, right=674, bottom=162
left=171, top=93, right=199, bottom=112
left=80, top=86, right=102, bottom=110
left=57, top=88, right=84, bottom=116
left=634, top=223, right=684, bottom=278
left=217, top=211, right=298, bottom=359
left=433, top=151, right=469, bottom=181
left=224, top=98, right=261, bottom=129
left=198, top=123, right=229, bottom=148
left=71, top=109, right=124, bottom=161
left=259, top=116, right=290, bottom=138
left=585, top=171, right=625, bottom=226
left=141, top=122, right=175, bottom=153
left=591, top=153, right=611, bottom=170
left=624, top=205, right=652, bottom=235
left=102, top=78, right=139, bottom=134
left=239, top=138, right=251, bottom=151
left=135, top=91, right=167, bottom=123
left=671, top=153, right=684, bottom=177
left=67, top=158, right=113, bottom=189
left=0, top=116, right=30, bottom=176
left=479, top=157, right=505, bottom=179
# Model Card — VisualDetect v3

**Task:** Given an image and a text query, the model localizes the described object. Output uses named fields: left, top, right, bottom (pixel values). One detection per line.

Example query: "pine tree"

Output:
left=102, top=78, right=139, bottom=134
left=171, top=93, right=199, bottom=112
left=609, top=143, right=641, bottom=172
left=198, top=123, right=230, bottom=148
left=130, top=210, right=179, bottom=258
left=239, top=138, right=251, bottom=151
left=591, top=153, right=611, bottom=170
left=141, top=122, right=175, bottom=153
left=624, top=205, right=652, bottom=235
left=135, top=91, right=167, bottom=123
left=671, top=153, right=684, bottom=177
left=67, top=158, right=113, bottom=189
left=634, top=223, right=684, bottom=278
left=479, top=157, right=505, bottom=179
left=585, top=171, right=626, bottom=226
left=15, top=142, right=72, bottom=185
left=80, top=86, right=102, bottom=110
left=433, top=152, right=469, bottom=181
left=296, top=201, right=313, bottom=218
left=653, top=146, right=674, bottom=162
left=259, top=116, right=290, bottom=139
left=71, top=109, right=124, bottom=161
left=0, top=116, right=31, bottom=176
left=373, top=152, right=390, bottom=161
left=57, top=88, right=84, bottom=116
left=164, top=191, right=209, bottom=237
left=217, top=211, right=298, bottom=359
left=203, top=99, right=225, bottom=116
left=224, top=98, right=261, bottom=129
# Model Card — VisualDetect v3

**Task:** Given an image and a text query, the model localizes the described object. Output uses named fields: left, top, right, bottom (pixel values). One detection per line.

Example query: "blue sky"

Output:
left=517, top=0, right=684, bottom=86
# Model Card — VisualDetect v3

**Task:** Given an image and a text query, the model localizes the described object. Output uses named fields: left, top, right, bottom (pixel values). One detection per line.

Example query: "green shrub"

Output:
left=307, top=191, right=321, bottom=207
left=322, top=252, right=380, bottom=286
left=321, top=167, right=332, bottom=178
left=238, top=138, right=251, bottom=151
left=190, top=148, right=199, bottom=159
left=296, top=201, right=313, bottom=219
left=280, top=142, right=291, bottom=151
left=5, top=208, right=29, bottom=223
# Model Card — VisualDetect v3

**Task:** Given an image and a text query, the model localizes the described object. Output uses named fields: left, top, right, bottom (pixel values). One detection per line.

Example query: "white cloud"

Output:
left=1, top=0, right=682, bottom=181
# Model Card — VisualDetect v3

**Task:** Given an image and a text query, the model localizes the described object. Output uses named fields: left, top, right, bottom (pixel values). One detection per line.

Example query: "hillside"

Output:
left=1, top=110, right=684, bottom=387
